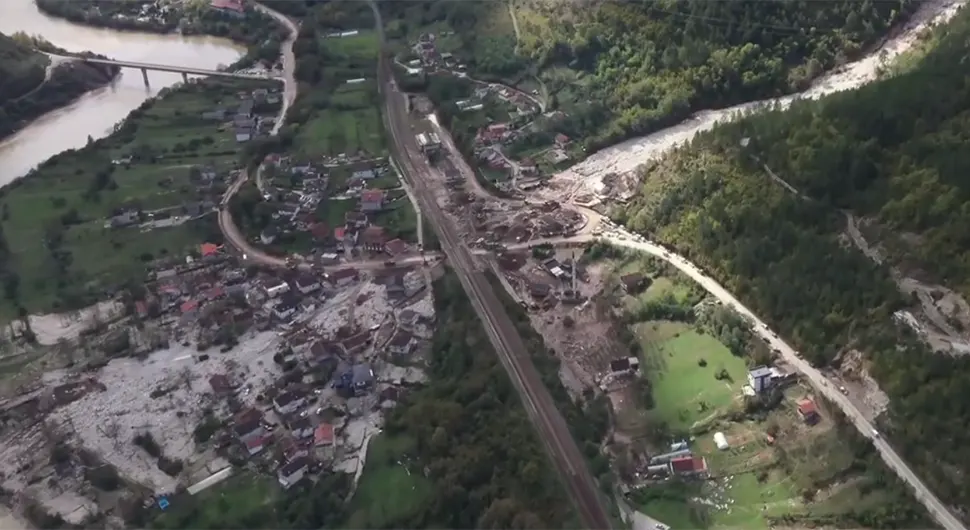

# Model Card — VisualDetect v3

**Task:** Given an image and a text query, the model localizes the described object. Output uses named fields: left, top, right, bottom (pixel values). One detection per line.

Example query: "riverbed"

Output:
left=0, top=0, right=244, bottom=183
left=553, top=0, right=966, bottom=192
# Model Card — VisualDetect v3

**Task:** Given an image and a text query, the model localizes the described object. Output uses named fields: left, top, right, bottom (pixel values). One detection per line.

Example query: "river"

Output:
left=0, top=0, right=244, bottom=182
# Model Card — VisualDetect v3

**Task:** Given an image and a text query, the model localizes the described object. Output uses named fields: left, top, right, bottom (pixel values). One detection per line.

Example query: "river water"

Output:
left=0, top=0, right=244, bottom=182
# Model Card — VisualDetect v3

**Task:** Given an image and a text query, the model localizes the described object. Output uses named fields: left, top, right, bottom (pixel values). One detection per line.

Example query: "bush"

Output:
left=698, top=358, right=707, bottom=367
left=86, top=465, right=121, bottom=491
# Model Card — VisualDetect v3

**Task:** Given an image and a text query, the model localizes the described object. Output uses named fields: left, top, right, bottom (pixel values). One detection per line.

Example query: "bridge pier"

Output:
left=140, top=68, right=149, bottom=88
left=181, top=72, right=188, bottom=83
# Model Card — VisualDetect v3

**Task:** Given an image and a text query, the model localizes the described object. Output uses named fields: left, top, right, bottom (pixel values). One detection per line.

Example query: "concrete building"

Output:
left=416, top=132, right=442, bottom=156
left=748, top=366, right=773, bottom=394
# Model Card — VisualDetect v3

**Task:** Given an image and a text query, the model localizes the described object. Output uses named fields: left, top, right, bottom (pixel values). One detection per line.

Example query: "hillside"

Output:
left=0, top=32, right=47, bottom=103
left=617, top=6, right=970, bottom=516
left=381, top=0, right=920, bottom=151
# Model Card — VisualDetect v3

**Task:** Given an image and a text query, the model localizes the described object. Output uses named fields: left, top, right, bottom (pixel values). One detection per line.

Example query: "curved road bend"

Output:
left=218, top=2, right=299, bottom=267
left=370, top=2, right=612, bottom=528
left=500, top=229, right=965, bottom=530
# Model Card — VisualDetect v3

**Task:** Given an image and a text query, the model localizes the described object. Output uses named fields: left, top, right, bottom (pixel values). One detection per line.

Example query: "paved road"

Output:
left=218, top=2, right=298, bottom=268
left=516, top=224, right=964, bottom=530
left=371, top=3, right=612, bottom=528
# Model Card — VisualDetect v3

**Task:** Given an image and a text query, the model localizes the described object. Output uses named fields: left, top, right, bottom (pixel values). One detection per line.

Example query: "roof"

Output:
left=620, top=273, right=644, bottom=287
left=289, top=416, right=312, bottom=432
left=234, top=408, right=262, bottom=425
left=180, top=300, right=199, bottom=314
left=330, top=268, right=359, bottom=281
left=295, top=275, right=320, bottom=288
left=244, top=436, right=266, bottom=450
left=555, top=133, right=570, bottom=143
left=200, top=243, right=220, bottom=257
left=749, top=366, right=773, bottom=378
left=211, top=0, right=244, bottom=12
left=609, top=358, right=631, bottom=372
left=670, top=456, right=707, bottom=473
left=360, top=189, right=384, bottom=202
left=310, top=223, right=330, bottom=240
left=384, top=238, right=407, bottom=255
left=797, top=399, right=818, bottom=416
left=278, top=457, right=309, bottom=477
left=352, top=363, right=374, bottom=385
left=361, top=226, right=386, bottom=245
left=274, top=390, right=304, bottom=407
left=208, top=374, right=231, bottom=394
left=311, top=340, right=343, bottom=359
left=233, top=419, right=261, bottom=437
left=314, top=424, right=335, bottom=446
left=389, top=330, right=414, bottom=348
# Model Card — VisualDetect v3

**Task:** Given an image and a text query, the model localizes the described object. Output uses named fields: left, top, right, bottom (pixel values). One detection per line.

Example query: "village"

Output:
left=0, top=228, right=441, bottom=524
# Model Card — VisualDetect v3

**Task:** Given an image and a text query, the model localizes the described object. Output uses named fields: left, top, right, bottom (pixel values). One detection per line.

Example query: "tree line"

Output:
left=617, top=6, right=970, bottom=513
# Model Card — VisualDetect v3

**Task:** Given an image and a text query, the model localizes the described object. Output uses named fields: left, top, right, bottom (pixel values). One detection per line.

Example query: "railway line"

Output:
left=369, top=2, right=613, bottom=527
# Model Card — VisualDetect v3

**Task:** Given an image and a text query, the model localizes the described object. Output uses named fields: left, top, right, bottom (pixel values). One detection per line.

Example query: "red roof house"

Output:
left=180, top=300, right=199, bottom=314
left=797, top=398, right=820, bottom=424
left=200, top=242, right=220, bottom=257
left=334, top=226, right=346, bottom=242
left=384, top=238, right=407, bottom=256
left=669, top=456, right=708, bottom=476
left=555, top=133, right=571, bottom=148
left=314, top=423, right=335, bottom=447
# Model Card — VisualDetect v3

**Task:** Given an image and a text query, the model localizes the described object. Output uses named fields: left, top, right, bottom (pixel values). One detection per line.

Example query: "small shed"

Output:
left=714, top=431, right=729, bottom=450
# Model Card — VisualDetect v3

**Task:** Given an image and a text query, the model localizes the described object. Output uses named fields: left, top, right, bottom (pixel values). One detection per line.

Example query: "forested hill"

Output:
left=511, top=0, right=918, bottom=150
left=617, top=6, right=970, bottom=514
left=0, top=32, right=47, bottom=102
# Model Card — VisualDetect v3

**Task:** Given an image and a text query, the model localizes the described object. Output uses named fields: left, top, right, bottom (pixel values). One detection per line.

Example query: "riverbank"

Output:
left=35, top=0, right=287, bottom=68
left=1, top=54, right=120, bottom=142
left=0, top=75, right=281, bottom=318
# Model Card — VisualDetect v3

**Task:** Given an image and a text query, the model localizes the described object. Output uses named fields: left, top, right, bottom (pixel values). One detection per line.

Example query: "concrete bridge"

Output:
left=48, top=53, right=279, bottom=87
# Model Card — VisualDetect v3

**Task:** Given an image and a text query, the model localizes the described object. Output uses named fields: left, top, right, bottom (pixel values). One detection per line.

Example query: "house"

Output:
left=234, top=126, right=253, bottom=143
left=748, top=366, right=773, bottom=394
left=416, top=132, right=442, bottom=155
left=360, top=190, right=384, bottom=212
left=277, top=457, right=309, bottom=490
left=200, top=243, right=220, bottom=257
left=279, top=436, right=309, bottom=462
left=351, top=168, right=377, bottom=180
left=384, top=238, right=408, bottom=256
left=387, top=330, right=416, bottom=356
left=261, top=226, right=278, bottom=245
left=233, top=419, right=264, bottom=444
left=669, top=456, right=708, bottom=477
left=273, top=294, right=299, bottom=320
left=340, top=333, right=371, bottom=355
left=289, top=416, right=314, bottom=439
left=244, top=435, right=267, bottom=456
left=294, top=275, right=321, bottom=294
left=211, top=0, right=245, bottom=17
left=273, top=390, right=307, bottom=416
left=265, top=280, right=290, bottom=298
left=180, top=300, right=199, bottom=321
left=208, top=374, right=232, bottom=396
left=109, top=210, right=139, bottom=228
left=528, top=281, right=551, bottom=299
left=314, top=424, right=335, bottom=453
left=620, top=273, right=646, bottom=293
left=609, top=357, right=640, bottom=374
left=327, top=268, right=359, bottom=288
left=345, top=211, right=369, bottom=229
left=311, top=340, right=343, bottom=360
left=519, top=158, right=537, bottom=174
left=554, top=133, right=571, bottom=148
left=360, top=226, right=387, bottom=251
left=797, top=398, right=820, bottom=424
left=337, top=363, right=374, bottom=396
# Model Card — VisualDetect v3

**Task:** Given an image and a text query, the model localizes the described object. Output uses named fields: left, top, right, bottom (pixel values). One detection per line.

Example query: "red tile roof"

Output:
left=245, top=436, right=266, bottom=451
left=200, top=243, right=220, bottom=257
left=180, top=300, right=199, bottom=314
left=314, top=424, right=334, bottom=446
left=334, top=226, right=346, bottom=241
left=211, top=0, right=244, bottom=12
left=360, top=190, right=384, bottom=203
left=384, top=238, right=407, bottom=256
left=670, top=456, right=707, bottom=474
left=797, top=399, right=818, bottom=416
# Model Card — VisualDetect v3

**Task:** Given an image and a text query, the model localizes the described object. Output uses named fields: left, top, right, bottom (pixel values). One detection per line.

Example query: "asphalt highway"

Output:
left=370, top=3, right=613, bottom=528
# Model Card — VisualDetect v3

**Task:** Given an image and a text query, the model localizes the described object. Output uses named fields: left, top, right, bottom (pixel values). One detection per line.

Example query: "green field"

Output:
left=0, top=78, right=272, bottom=316
left=371, top=199, right=418, bottom=242
left=637, top=322, right=748, bottom=431
left=345, top=434, right=434, bottom=528
left=293, top=105, right=384, bottom=158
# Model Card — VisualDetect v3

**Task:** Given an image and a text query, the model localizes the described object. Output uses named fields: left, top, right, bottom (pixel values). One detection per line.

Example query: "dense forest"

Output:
left=378, top=0, right=918, bottom=150
left=0, top=32, right=46, bottom=103
left=617, top=6, right=970, bottom=514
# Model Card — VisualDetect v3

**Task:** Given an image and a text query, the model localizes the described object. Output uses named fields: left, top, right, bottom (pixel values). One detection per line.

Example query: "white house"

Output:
left=277, top=457, right=308, bottom=489
left=748, top=366, right=773, bottom=394
left=714, top=432, right=729, bottom=450
left=265, top=281, right=290, bottom=298
left=273, top=391, right=306, bottom=416
left=273, top=298, right=298, bottom=320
